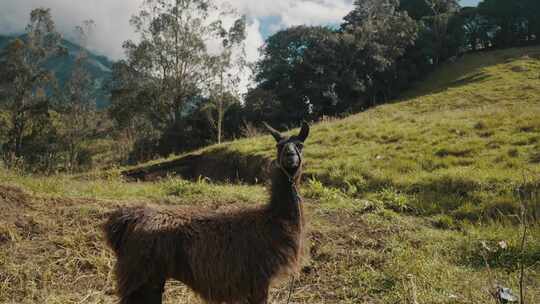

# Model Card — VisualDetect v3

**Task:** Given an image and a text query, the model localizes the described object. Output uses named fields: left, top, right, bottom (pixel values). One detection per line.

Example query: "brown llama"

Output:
left=103, top=122, right=310, bottom=304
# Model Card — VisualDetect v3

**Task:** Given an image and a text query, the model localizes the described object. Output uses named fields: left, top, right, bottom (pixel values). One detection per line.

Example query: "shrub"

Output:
left=480, top=199, right=521, bottom=221
left=431, top=214, right=458, bottom=229
left=452, top=203, right=482, bottom=222
left=412, top=173, right=480, bottom=197
left=376, top=188, right=411, bottom=212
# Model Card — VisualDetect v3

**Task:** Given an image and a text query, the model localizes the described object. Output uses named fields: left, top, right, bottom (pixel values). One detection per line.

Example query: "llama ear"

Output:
left=263, top=122, right=284, bottom=142
left=298, top=121, right=310, bottom=142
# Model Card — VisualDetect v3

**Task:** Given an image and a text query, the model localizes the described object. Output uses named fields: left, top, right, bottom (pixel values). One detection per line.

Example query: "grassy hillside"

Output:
left=1, top=47, right=540, bottom=303
left=128, top=46, right=540, bottom=221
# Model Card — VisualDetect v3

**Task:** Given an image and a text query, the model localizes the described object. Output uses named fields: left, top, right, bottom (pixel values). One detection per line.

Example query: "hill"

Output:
left=0, top=47, right=539, bottom=303
left=0, top=34, right=113, bottom=108
left=126, top=46, right=540, bottom=220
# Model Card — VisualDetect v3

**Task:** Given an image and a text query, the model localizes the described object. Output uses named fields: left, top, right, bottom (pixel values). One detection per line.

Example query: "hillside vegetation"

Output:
left=0, top=34, right=112, bottom=108
left=1, top=47, right=539, bottom=303
left=129, top=46, right=540, bottom=221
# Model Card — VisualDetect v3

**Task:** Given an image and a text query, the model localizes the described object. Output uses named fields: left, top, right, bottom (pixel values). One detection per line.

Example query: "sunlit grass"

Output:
left=148, top=46, right=540, bottom=221
left=1, top=47, right=540, bottom=303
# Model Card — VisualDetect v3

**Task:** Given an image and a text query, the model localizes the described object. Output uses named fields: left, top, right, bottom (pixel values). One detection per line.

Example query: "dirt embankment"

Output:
left=122, top=148, right=274, bottom=184
left=0, top=185, right=35, bottom=244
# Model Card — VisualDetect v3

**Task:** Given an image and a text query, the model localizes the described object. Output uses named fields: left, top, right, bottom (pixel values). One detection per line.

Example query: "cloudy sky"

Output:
left=0, top=0, right=480, bottom=62
left=0, top=0, right=356, bottom=62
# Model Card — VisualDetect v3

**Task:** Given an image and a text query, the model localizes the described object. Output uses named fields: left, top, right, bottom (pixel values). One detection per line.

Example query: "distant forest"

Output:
left=0, top=0, right=538, bottom=173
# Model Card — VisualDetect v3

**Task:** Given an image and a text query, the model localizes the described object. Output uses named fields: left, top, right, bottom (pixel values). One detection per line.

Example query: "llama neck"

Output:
left=269, top=166, right=302, bottom=220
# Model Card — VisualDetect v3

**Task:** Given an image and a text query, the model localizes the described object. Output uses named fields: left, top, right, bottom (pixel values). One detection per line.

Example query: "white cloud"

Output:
left=0, top=0, right=353, bottom=92
left=280, top=1, right=352, bottom=27
left=0, top=0, right=142, bottom=59
left=224, top=0, right=353, bottom=28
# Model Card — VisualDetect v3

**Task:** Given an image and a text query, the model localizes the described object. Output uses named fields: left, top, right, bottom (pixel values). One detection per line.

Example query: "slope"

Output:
left=125, top=46, right=540, bottom=220
left=1, top=46, right=539, bottom=303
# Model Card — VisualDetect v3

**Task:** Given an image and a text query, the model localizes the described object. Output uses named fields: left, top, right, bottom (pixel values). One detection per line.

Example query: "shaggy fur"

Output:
left=103, top=123, right=309, bottom=304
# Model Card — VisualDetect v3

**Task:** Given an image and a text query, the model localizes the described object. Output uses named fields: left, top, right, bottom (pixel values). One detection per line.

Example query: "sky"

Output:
left=0, top=0, right=356, bottom=62
left=0, top=0, right=481, bottom=91
left=462, top=0, right=481, bottom=7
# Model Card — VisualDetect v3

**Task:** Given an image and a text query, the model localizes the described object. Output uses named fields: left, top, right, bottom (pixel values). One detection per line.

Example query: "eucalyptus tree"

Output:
left=59, top=20, right=98, bottom=171
left=204, top=14, right=246, bottom=144
left=110, top=0, right=247, bottom=156
left=0, top=8, right=66, bottom=167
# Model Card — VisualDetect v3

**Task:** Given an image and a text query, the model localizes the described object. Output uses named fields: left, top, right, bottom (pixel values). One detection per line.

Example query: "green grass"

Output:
left=1, top=47, right=540, bottom=303
left=0, top=168, right=267, bottom=206
left=132, top=46, right=540, bottom=221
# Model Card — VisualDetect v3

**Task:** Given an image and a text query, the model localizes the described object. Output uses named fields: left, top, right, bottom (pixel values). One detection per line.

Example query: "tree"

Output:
left=523, top=0, right=540, bottom=42
left=478, top=0, right=525, bottom=47
left=247, top=1, right=418, bottom=126
left=250, top=26, right=341, bottom=125
left=0, top=8, right=66, bottom=168
left=58, top=20, right=98, bottom=171
left=399, top=0, right=459, bottom=20
left=399, top=0, right=464, bottom=64
left=342, top=0, right=418, bottom=106
left=204, top=15, right=246, bottom=144
left=110, top=0, right=247, bottom=158
left=461, top=6, right=495, bottom=51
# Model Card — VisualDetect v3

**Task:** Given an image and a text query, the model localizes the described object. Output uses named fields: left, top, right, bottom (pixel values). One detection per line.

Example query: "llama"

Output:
left=103, top=122, right=310, bottom=304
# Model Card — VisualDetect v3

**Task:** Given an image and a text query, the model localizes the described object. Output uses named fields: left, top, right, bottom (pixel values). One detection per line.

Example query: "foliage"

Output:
left=478, top=0, right=540, bottom=48
left=204, top=15, right=247, bottom=144
left=246, top=1, right=419, bottom=127
left=56, top=20, right=100, bottom=172
left=247, top=26, right=342, bottom=126
left=109, top=0, right=247, bottom=161
left=0, top=8, right=66, bottom=172
left=0, top=11, right=115, bottom=173
left=242, top=0, right=540, bottom=133
left=143, top=47, right=540, bottom=223
left=375, top=188, right=412, bottom=212
left=0, top=34, right=114, bottom=108
left=1, top=46, right=540, bottom=303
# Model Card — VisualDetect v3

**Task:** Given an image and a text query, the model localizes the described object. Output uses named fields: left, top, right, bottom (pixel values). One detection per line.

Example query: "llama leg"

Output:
left=119, top=280, right=165, bottom=304
left=247, top=286, right=269, bottom=304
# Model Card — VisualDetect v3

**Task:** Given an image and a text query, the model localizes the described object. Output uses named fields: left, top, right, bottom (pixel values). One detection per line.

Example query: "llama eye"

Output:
left=297, top=143, right=304, bottom=149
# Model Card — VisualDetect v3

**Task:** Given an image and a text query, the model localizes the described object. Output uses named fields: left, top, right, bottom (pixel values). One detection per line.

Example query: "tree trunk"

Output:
left=217, top=104, right=223, bottom=144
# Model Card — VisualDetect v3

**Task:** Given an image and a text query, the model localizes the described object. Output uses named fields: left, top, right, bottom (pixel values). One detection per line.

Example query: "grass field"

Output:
left=1, top=47, right=540, bottom=303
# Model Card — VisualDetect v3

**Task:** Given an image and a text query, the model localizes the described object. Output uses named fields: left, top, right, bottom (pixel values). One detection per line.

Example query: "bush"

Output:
left=375, top=188, right=412, bottom=212
left=431, top=214, right=458, bottom=230
left=480, top=199, right=521, bottom=221
left=411, top=173, right=480, bottom=197
left=452, top=203, right=482, bottom=222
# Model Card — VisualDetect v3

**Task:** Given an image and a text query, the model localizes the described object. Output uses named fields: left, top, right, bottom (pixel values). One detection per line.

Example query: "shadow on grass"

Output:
left=459, top=239, right=540, bottom=271
left=122, top=147, right=273, bottom=184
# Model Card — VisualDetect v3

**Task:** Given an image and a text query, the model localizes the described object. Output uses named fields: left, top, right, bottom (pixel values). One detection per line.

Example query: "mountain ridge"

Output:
left=0, top=34, right=113, bottom=108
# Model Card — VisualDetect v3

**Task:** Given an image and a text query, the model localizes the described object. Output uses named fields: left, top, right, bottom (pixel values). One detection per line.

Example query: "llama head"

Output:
left=264, top=121, right=310, bottom=177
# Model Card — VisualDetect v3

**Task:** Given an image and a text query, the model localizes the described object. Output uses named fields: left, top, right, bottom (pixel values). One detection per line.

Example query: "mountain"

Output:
left=0, top=34, right=113, bottom=108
